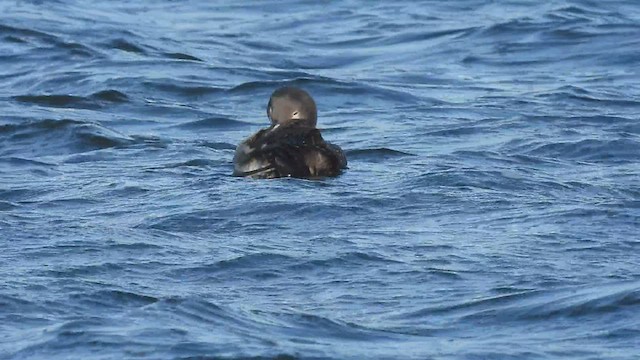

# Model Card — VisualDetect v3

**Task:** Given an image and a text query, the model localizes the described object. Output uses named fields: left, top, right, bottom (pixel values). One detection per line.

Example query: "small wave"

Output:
left=425, top=267, right=463, bottom=280
left=157, top=296, right=394, bottom=350
left=0, top=200, right=19, bottom=211
left=175, top=117, right=254, bottom=130
left=0, top=119, right=134, bottom=157
left=211, top=253, right=292, bottom=272
left=162, top=158, right=222, bottom=169
left=520, top=114, right=632, bottom=127
left=546, top=4, right=617, bottom=22
left=144, top=211, right=214, bottom=232
left=0, top=156, right=60, bottom=177
left=346, top=148, right=415, bottom=163
left=227, top=77, right=423, bottom=104
left=0, top=156, right=56, bottom=168
left=107, top=38, right=147, bottom=54
left=297, top=34, right=385, bottom=49
left=290, top=252, right=402, bottom=272
left=105, top=240, right=161, bottom=250
left=0, top=294, right=35, bottom=312
left=228, top=80, right=306, bottom=93
left=43, top=262, right=124, bottom=278
left=144, top=81, right=225, bottom=97
left=14, top=94, right=99, bottom=109
left=54, top=40, right=97, bottom=58
left=0, top=23, right=99, bottom=58
left=130, top=135, right=172, bottom=148
left=13, top=89, right=129, bottom=109
left=70, top=289, right=158, bottom=309
left=3, top=35, right=27, bottom=44
left=462, top=54, right=548, bottom=67
left=544, top=27, right=598, bottom=41
left=526, top=138, right=640, bottom=163
left=424, top=126, right=488, bottom=137
left=533, top=85, right=640, bottom=107
left=238, top=38, right=291, bottom=52
left=199, top=141, right=237, bottom=150
left=266, top=311, right=389, bottom=341
left=166, top=298, right=235, bottom=325
left=374, top=27, right=476, bottom=47
left=90, top=89, right=129, bottom=103
left=479, top=18, right=543, bottom=38
left=402, top=281, right=640, bottom=323
left=410, top=166, right=561, bottom=193
left=162, top=52, right=203, bottom=62
left=227, top=75, right=345, bottom=94
left=485, top=282, right=640, bottom=322
left=168, top=253, right=293, bottom=281
left=0, top=22, right=58, bottom=43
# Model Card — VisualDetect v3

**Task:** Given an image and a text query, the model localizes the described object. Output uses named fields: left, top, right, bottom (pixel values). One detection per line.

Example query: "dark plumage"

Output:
left=233, top=87, right=347, bottom=179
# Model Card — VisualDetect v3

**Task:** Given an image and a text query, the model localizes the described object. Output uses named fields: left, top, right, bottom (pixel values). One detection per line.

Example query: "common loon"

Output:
left=233, top=86, right=347, bottom=179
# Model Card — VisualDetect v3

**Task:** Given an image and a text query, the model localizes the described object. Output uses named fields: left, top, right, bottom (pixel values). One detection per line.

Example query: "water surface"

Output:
left=1, top=1, right=640, bottom=359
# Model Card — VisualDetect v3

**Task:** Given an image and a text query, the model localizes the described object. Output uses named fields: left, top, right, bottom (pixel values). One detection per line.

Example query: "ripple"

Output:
left=199, top=141, right=237, bottom=150
left=175, top=116, right=254, bottom=130
left=168, top=253, right=292, bottom=282
left=144, top=81, right=225, bottom=97
left=14, top=94, right=100, bottom=109
left=346, top=148, right=415, bottom=163
left=107, top=38, right=147, bottom=54
left=0, top=22, right=58, bottom=43
left=70, top=289, right=158, bottom=309
left=0, top=200, right=19, bottom=211
left=0, top=156, right=56, bottom=168
left=526, top=138, right=640, bottom=163
left=290, top=252, right=402, bottom=272
left=13, top=89, right=129, bottom=109
left=533, top=86, right=640, bottom=107
left=90, top=89, right=129, bottom=103
left=0, top=119, right=134, bottom=156
left=162, top=52, right=203, bottom=62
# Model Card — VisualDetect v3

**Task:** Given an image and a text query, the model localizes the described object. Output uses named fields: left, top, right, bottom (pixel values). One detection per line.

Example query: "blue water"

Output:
left=1, top=1, right=640, bottom=359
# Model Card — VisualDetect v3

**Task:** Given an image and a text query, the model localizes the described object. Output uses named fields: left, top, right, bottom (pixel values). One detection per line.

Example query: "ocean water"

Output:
left=1, top=0, right=640, bottom=359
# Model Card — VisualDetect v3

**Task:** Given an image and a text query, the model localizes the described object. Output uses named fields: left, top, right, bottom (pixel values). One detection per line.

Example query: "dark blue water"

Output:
left=2, top=1, right=640, bottom=359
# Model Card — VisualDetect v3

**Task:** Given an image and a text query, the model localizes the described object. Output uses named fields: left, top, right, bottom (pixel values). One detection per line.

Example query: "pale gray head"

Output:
left=267, top=87, right=317, bottom=128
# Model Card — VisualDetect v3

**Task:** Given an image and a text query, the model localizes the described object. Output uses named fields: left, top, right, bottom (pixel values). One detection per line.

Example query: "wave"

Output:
left=166, top=251, right=402, bottom=284
left=0, top=118, right=134, bottom=157
left=346, top=148, right=415, bottom=163
left=13, top=89, right=129, bottom=109
left=290, top=251, right=402, bottom=272
left=175, top=117, right=255, bottom=130
left=143, top=80, right=225, bottom=97
left=69, top=289, right=158, bottom=309
left=0, top=156, right=60, bottom=178
left=0, top=200, right=19, bottom=211
left=524, top=138, right=640, bottom=163
left=198, top=141, right=237, bottom=150
left=0, top=22, right=99, bottom=58
left=161, top=52, right=203, bottom=62
left=400, top=280, right=640, bottom=323
left=106, top=38, right=147, bottom=54
left=227, top=77, right=424, bottom=103
left=532, top=85, right=640, bottom=107
left=4, top=292, right=389, bottom=359
left=0, top=156, right=57, bottom=168
left=423, top=126, right=489, bottom=137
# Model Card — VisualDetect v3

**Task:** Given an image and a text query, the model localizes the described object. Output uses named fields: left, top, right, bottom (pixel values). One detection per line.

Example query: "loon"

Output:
left=232, top=86, right=347, bottom=179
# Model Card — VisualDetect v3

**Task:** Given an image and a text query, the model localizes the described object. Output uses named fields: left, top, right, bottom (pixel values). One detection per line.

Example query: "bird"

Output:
left=233, top=86, right=347, bottom=179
